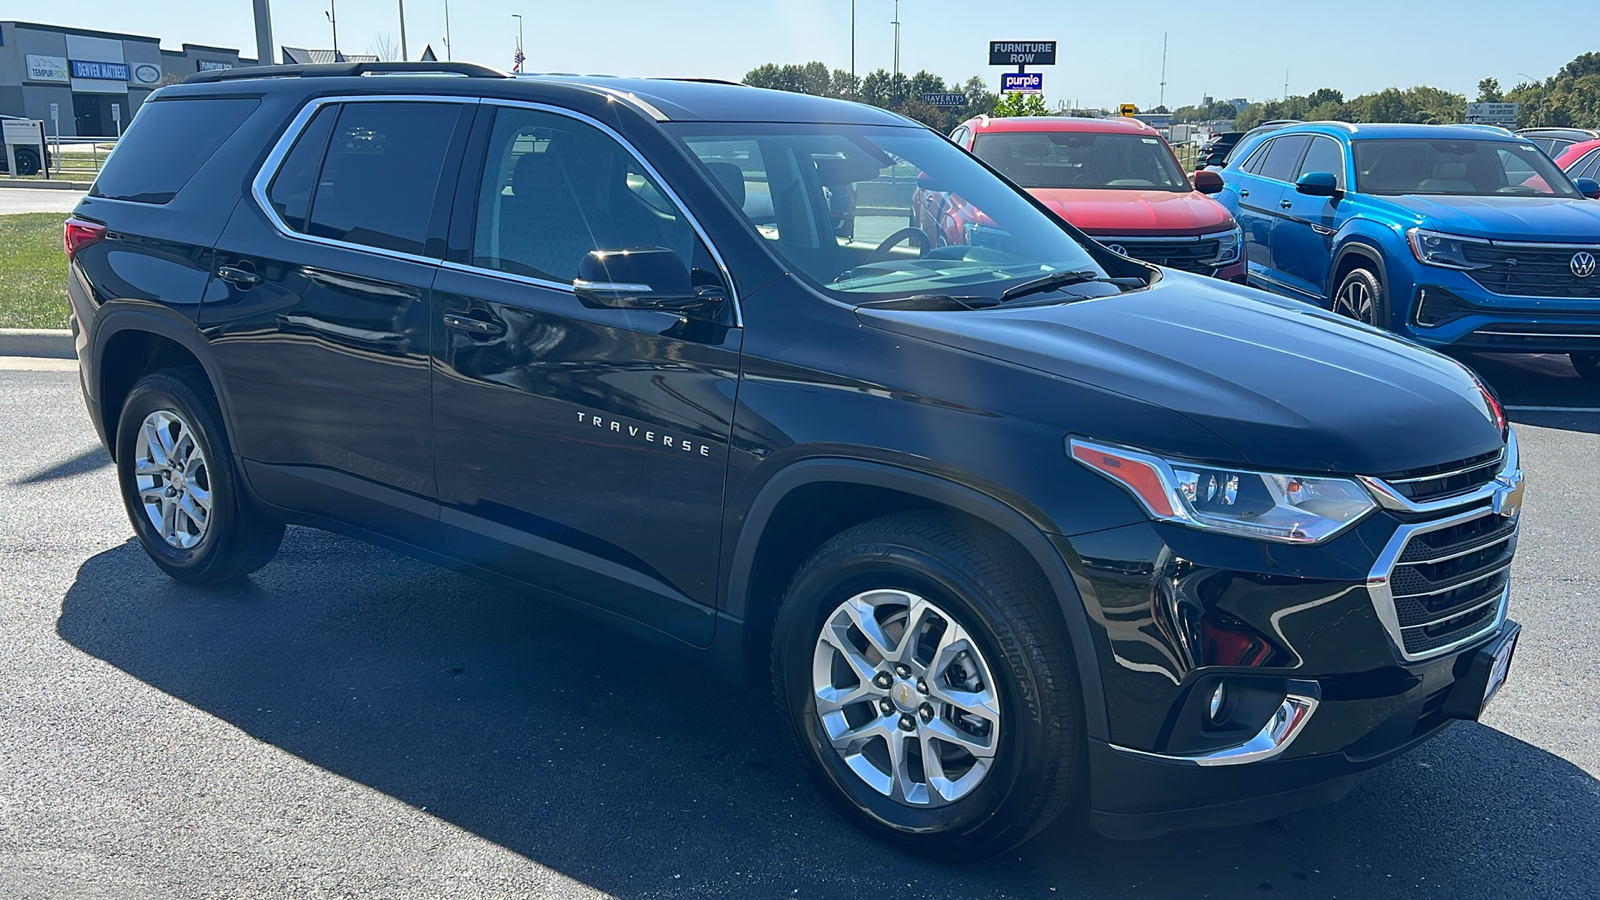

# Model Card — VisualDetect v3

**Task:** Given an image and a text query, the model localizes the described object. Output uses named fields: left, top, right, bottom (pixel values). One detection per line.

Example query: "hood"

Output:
left=1376, top=193, right=1600, bottom=243
left=1027, top=188, right=1235, bottom=236
left=855, top=273, right=1504, bottom=476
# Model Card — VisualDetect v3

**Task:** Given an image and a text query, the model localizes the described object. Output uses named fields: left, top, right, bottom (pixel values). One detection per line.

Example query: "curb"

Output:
left=0, top=329, right=75, bottom=359
left=0, top=178, right=90, bottom=191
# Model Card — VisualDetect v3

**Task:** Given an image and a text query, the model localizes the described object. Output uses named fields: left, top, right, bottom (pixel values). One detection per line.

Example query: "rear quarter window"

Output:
left=90, top=97, right=260, bottom=204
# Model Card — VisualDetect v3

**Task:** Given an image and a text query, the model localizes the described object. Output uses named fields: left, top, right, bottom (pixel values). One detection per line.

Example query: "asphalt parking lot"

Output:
left=1, top=356, right=1597, bottom=899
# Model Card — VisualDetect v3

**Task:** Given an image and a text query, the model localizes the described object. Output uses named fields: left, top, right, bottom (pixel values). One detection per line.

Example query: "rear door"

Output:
left=203, top=97, right=473, bottom=548
left=429, top=101, right=740, bottom=646
left=1235, top=134, right=1310, bottom=290
left=1272, top=135, right=1346, bottom=298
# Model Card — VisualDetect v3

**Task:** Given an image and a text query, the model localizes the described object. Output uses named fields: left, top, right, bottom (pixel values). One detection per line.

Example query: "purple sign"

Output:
left=1001, top=72, right=1043, bottom=94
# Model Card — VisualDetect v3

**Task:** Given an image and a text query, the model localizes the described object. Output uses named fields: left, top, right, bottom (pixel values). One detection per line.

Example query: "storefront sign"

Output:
left=1001, top=72, right=1044, bottom=93
left=197, top=60, right=234, bottom=71
left=26, top=55, right=70, bottom=82
left=132, top=63, right=163, bottom=85
left=71, top=60, right=131, bottom=81
left=989, top=41, right=1057, bottom=66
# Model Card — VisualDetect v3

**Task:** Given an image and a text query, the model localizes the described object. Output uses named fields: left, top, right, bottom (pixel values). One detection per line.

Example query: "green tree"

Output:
left=1477, top=78, right=1503, bottom=103
left=992, top=92, right=1050, bottom=117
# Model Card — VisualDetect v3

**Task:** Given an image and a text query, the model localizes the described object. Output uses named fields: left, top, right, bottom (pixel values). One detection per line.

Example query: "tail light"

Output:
left=64, top=217, right=107, bottom=259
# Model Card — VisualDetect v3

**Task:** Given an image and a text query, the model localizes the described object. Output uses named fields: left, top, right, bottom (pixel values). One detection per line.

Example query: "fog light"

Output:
left=1209, top=683, right=1227, bottom=722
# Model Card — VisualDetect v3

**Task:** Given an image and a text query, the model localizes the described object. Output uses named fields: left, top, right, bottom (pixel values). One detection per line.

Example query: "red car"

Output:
left=923, top=115, right=1245, bottom=281
left=1554, top=138, right=1600, bottom=187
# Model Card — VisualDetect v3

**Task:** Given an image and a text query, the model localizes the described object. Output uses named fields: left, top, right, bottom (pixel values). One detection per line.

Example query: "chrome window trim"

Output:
left=251, top=94, right=742, bottom=326
left=249, top=94, right=482, bottom=270
left=1109, top=688, right=1319, bottom=767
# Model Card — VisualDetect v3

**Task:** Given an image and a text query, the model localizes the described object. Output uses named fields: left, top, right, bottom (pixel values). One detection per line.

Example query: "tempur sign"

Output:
left=26, top=55, right=70, bottom=82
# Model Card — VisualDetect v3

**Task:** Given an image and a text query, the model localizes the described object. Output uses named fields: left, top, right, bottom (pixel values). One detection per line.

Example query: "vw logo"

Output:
left=1107, top=244, right=1128, bottom=256
left=1573, top=251, right=1598, bottom=278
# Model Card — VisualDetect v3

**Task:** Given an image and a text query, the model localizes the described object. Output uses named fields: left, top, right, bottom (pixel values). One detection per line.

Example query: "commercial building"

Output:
left=0, top=21, right=256, bottom=137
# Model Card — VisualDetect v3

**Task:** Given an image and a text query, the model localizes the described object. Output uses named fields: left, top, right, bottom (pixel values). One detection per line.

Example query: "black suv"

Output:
left=66, top=62, right=1525, bottom=856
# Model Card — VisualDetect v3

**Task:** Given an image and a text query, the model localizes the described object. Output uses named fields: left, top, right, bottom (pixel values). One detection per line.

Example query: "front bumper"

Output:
left=1089, top=619, right=1519, bottom=839
left=1397, top=268, right=1600, bottom=351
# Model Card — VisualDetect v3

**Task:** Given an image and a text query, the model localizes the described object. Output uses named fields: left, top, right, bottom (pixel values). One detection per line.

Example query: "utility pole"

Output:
left=892, top=0, right=900, bottom=81
left=325, top=0, right=339, bottom=61
left=1158, top=32, right=1167, bottom=109
left=850, top=0, right=856, bottom=92
left=397, top=0, right=408, bottom=61
left=251, top=0, right=275, bottom=66
left=1284, top=68, right=1289, bottom=101
left=444, top=0, right=453, bottom=61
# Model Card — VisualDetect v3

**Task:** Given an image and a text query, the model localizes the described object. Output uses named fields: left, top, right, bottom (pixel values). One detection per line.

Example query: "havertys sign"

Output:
left=989, top=41, right=1056, bottom=66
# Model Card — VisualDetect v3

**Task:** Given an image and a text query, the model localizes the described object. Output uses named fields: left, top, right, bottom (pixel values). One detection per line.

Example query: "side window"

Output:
left=950, top=126, right=970, bottom=147
left=1581, top=152, right=1600, bottom=181
left=687, top=139, right=776, bottom=238
left=1240, top=139, right=1272, bottom=174
left=1257, top=135, right=1311, bottom=183
left=471, top=106, right=720, bottom=286
left=91, top=98, right=260, bottom=204
left=1297, top=136, right=1345, bottom=188
left=1497, top=147, right=1539, bottom=186
left=303, top=101, right=465, bottom=255
left=266, top=105, right=337, bottom=232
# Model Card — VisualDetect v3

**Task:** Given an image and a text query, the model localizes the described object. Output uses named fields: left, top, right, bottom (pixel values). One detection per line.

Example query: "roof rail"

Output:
left=1307, top=120, right=1358, bottom=132
left=184, top=61, right=506, bottom=84
left=653, top=77, right=745, bottom=86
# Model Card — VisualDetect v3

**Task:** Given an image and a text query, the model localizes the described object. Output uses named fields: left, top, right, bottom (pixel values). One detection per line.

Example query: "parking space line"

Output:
left=1506, top=406, right=1600, bottom=413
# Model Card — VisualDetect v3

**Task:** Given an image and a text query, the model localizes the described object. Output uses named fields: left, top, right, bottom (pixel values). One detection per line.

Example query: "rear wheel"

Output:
left=115, top=368, right=283, bottom=584
left=1572, top=352, right=1600, bottom=382
left=1331, top=266, right=1389, bottom=329
left=13, top=148, right=40, bottom=177
left=772, top=513, right=1083, bottom=858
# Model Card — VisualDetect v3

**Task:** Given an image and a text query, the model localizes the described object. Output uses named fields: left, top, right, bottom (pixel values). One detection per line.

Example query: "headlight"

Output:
left=1206, top=226, right=1243, bottom=265
left=1406, top=228, right=1489, bottom=270
left=1069, top=438, right=1377, bottom=543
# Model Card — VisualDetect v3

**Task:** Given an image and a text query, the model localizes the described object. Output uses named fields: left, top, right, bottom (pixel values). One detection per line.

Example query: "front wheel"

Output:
left=1331, top=266, right=1389, bottom=329
left=115, top=368, right=284, bottom=584
left=772, top=513, right=1083, bottom=858
left=1572, top=352, right=1600, bottom=382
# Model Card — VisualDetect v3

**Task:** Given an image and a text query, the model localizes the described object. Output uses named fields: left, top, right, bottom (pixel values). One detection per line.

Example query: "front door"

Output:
left=204, top=97, right=472, bottom=547
left=1273, top=135, right=1346, bottom=298
left=430, top=102, right=740, bottom=646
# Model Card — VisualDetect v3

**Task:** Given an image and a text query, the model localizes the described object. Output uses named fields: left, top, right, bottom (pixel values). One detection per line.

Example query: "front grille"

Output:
left=1380, top=450, right=1503, bottom=504
left=1381, top=509, right=1516, bottom=659
left=1101, top=238, right=1221, bottom=274
left=1463, top=243, right=1600, bottom=298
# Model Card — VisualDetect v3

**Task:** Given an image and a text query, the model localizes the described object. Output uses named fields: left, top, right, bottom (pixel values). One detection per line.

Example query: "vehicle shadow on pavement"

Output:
left=57, top=530, right=1600, bottom=900
left=10, top=447, right=110, bottom=486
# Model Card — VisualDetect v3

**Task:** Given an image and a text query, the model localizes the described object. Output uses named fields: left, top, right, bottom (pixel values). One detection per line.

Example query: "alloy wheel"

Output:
left=133, top=409, right=212, bottom=550
left=1333, top=278, right=1377, bottom=325
left=812, top=588, right=1001, bottom=807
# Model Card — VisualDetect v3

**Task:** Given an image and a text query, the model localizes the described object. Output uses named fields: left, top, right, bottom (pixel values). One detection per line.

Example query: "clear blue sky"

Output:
left=30, top=1, right=1596, bottom=109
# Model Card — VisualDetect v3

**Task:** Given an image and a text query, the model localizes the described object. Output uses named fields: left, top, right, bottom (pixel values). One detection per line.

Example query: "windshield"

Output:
left=668, top=123, right=1108, bottom=300
left=972, top=131, right=1190, bottom=191
left=1353, top=139, right=1581, bottom=198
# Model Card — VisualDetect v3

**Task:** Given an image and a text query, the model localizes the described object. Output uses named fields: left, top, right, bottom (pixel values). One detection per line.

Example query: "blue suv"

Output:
left=1216, top=122, right=1600, bottom=379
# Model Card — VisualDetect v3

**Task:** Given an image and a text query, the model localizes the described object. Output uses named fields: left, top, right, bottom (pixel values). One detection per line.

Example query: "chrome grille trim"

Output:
left=1359, top=430, right=1518, bottom=514
left=1368, top=507, right=1515, bottom=662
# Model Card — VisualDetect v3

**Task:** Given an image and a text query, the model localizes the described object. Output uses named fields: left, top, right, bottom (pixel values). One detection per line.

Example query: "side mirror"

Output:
left=1295, top=171, right=1339, bottom=197
left=574, top=248, right=725, bottom=315
left=1575, top=177, right=1600, bottom=200
left=1192, top=170, right=1225, bottom=194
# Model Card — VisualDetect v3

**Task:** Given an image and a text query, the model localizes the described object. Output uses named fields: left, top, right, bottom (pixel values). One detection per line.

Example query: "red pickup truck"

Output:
left=925, top=115, right=1246, bottom=281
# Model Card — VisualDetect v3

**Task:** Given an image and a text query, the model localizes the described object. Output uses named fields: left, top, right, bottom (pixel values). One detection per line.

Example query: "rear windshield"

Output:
left=1352, top=138, right=1580, bottom=198
left=972, top=131, right=1189, bottom=191
left=90, top=97, right=259, bottom=204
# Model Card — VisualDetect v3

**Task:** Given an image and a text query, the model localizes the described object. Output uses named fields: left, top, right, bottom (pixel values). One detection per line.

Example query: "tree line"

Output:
left=1170, top=52, right=1600, bottom=131
left=747, top=51, right=1600, bottom=133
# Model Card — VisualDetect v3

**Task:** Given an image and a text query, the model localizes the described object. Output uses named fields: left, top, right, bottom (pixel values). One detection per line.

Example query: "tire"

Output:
left=1572, top=352, right=1600, bottom=382
left=14, top=148, right=40, bottom=177
left=1330, top=266, right=1389, bottom=329
left=115, top=367, right=283, bottom=584
left=772, top=512, right=1083, bottom=858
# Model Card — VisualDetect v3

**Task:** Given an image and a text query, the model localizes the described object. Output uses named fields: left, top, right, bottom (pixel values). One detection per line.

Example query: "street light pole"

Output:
left=397, top=0, right=408, bottom=61
left=326, top=0, right=340, bottom=61
left=513, top=13, right=523, bottom=62
left=251, top=0, right=275, bottom=66
left=850, top=0, right=856, bottom=92
left=891, top=0, right=900, bottom=81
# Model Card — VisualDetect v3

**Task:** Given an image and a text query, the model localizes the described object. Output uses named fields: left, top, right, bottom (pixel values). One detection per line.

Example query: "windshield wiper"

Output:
left=999, top=270, right=1103, bottom=302
left=856, top=293, right=1000, bottom=311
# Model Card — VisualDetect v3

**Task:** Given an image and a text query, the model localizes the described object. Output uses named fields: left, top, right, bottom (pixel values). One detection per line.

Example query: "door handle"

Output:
left=442, top=312, right=506, bottom=337
left=1279, top=199, right=1294, bottom=209
left=216, top=264, right=260, bottom=288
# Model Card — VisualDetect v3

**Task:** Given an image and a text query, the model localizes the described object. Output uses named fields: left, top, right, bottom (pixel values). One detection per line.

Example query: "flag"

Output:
left=512, top=47, right=525, bottom=73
